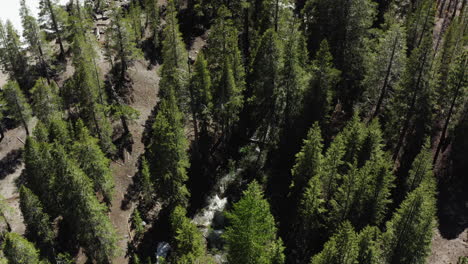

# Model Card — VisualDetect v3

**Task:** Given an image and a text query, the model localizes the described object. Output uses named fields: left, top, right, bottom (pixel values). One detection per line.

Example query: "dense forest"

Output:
left=0, top=0, right=466, bottom=263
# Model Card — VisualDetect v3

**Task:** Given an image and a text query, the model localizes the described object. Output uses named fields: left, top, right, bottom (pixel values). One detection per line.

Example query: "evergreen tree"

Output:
left=132, top=208, right=145, bottom=239
left=224, top=181, right=285, bottom=264
left=382, top=182, right=437, bottom=264
left=1, top=81, right=32, bottom=135
left=206, top=7, right=245, bottom=140
left=406, top=139, right=433, bottom=193
left=302, top=0, right=377, bottom=104
left=0, top=20, right=29, bottom=90
left=321, top=134, right=346, bottom=203
left=341, top=112, right=366, bottom=166
left=127, top=1, right=144, bottom=45
left=139, top=157, right=153, bottom=207
left=71, top=120, right=115, bottom=205
left=389, top=35, right=434, bottom=162
left=159, top=0, right=189, bottom=107
left=19, top=186, right=55, bottom=259
left=106, top=5, right=143, bottom=83
left=309, top=221, right=358, bottom=264
left=356, top=226, right=382, bottom=264
left=433, top=51, right=467, bottom=163
left=20, top=0, right=51, bottom=83
left=189, top=52, right=212, bottom=137
left=290, top=123, right=323, bottom=199
left=147, top=89, right=190, bottom=207
left=248, top=29, right=284, bottom=149
left=70, top=33, right=115, bottom=154
left=170, top=206, right=214, bottom=264
left=3, top=232, right=42, bottom=264
left=405, top=0, right=435, bottom=52
left=361, top=23, right=407, bottom=119
left=51, top=146, right=118, bottom=262
left=145, top=0, right=160, bottom=59
left=30, top=78, right=61, bottom=122
left=304, top=40, right=341, bottom=124
left=38, top=0, right=67, bottom=57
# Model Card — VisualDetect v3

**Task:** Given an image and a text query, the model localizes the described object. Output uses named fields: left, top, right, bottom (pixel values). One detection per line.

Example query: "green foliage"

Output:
left=320, top=134, right=346, bottom=202
left=405, top=139, right=433, bottom=193
left=19, top=186, right=54, bottom=258
left=106, top=5, right=143, bottom=79
left=139, top=157, right=153, bottom=207
left=382, top=181, right=437, bottom=264
left=31, top=78, right=61, bottom=122
left=0, top=20, right=30, bottom=89
left=3, top=233, right=42, bottom=264
left=249, top=29, right=284, bottom=146
left=170, top=206, right=213, bottom=264
left=305, top=39, right=341, bottom=123
left=71, top=120, right=115, bottom=205
left=148, top=89, right=190, bottom=207
left=224, top=181, right=285, bottom=264
left=1, top=81, right=32, bottom=135
left=159, top=0, right=189, bottom=107
left=361, top=23, right=407, bottom=119
left=51, top=145, right=119, bottom=262
left=190, top=52, right=212, bottom=131
left=38, top=0, right=68, bottom=56
left=132, top=209, right=145, bottom=239
left=291, top=123, right=323, bottom=197
left=145, top=0, right=160, bottom=50
left=127, top=1, right=144, bottom=45
left=309, top=221, right=358, bottom=264
left=356, top=226, right=382, bottom=264
left=405, top=0, right=435, bottom=52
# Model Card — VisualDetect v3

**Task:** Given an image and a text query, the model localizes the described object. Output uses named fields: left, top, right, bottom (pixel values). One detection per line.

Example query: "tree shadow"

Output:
left=0, top=149, right=23, bottom=180
left=436, top=117, right=468, bottom=239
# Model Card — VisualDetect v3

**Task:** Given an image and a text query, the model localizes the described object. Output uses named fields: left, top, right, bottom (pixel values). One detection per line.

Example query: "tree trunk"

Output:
left=433, top=65, right=465, bottom=164
left=373, top=35, right=398, bottom=119
left=392, top=49, right=429, bottom=162
left=46, top=0, right=65, bottom=58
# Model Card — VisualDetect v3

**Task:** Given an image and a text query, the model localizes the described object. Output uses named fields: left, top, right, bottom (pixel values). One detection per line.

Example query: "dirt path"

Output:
left=0, top=118, right=37, bottom=234
left=108, top=61, right=160, bottom=264
left=429, top=228, right=468, bottom=263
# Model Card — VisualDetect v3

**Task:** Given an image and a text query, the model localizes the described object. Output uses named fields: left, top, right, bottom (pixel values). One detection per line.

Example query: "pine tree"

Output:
left=249, top=29, right=284, bottom=148
left=3, top=232, right=42, bottom=264
left=20, top=0, right=51, bottom=83
left=106, top=5, right=143, bottom=83
left=0, top=21, right=30, bottom=90
left=170, top=206, right=214, bottom=264
left=405, top=0, right=435, bottom=52
left=38, top=0, right=67, bottom=57
left=433, top=51, right=467, bottom=163
left=71, top=120, right=115, bottom=205
left=302, top=0, right=377, bottom=104
left=1, top=81, right=32, bottom=135
left=145, top=0, right=160, bottom=58
left=356, top=226, right=382, bottom=264
left=294, top=176, right=326, bottom=263
left=224, top=181, right=285, bottom=264
left=206, top=7, right=245, bottom=140
left=127, top=1, right=144, bottom=45
left=147, top=89, right=190, bottom=207
left=406, top=139, right=433, bottom=193
left=159, top=0, right=189, bottom=107
left=19, top=186, right=55, bottom=259
left=290, top=123, right=323, bottom=199
left=70, top=33, right=115, bottom=154
left=341, top=112, right=365, bottom=166
left=132, top=208, right=145, bottom=239
left=189, top=52, right=212, bottom=137
left=30, top=78, right=61, bottom=122
left=51, top=145, right=118, bottom=262
left=361, top=22, right=407, bottom=119
left=305, top=40, right=341, bottom=124
left=382, top=182, right=436, bottom=264
left=309, top=221, right=358, bottom=264
left=389, top=35, right=434, bottom=162
left=139, top=157, right=153, bottom=207
left=321, top=134, right=346, bottom=203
